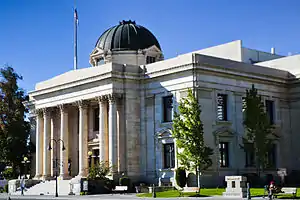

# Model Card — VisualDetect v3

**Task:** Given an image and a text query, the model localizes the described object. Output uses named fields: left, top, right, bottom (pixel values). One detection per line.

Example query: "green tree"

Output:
left=0, top=65, right=31, bottom=177
left=243, top=84, right=275, bottom=174
left=172, top=88, right=213, bottom=188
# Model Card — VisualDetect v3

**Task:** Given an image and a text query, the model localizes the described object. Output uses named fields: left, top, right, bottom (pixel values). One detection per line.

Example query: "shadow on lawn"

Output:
left=188, top=194, right=209, bottom=197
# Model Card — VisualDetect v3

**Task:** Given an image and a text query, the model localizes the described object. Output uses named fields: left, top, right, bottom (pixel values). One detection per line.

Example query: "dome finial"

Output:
left=119, top=20, right=136, bottom=25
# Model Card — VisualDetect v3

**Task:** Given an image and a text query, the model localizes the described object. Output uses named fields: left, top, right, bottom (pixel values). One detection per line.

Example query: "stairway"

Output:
left=11, top=179, right=71, bottom=196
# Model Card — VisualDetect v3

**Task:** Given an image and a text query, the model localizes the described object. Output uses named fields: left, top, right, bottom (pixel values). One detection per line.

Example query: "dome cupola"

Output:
left=90, top=20, right=163, bottom=66
left=95, top=20, right=161, bottom=51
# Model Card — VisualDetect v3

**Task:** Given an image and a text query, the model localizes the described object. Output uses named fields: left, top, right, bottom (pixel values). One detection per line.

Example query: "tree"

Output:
left=243, top=84, right=275, bottom=175
left=172, top=88, right=213, bottom=188
left=0, top=65, right=31, bottom=177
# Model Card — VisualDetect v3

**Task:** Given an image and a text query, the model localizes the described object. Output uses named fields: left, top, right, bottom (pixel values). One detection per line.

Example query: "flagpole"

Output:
left=74, top=8, right=78, bottom=70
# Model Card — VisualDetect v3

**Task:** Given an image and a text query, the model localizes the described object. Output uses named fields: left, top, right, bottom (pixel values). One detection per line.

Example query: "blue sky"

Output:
left=0, top=0, right=299, bottom=92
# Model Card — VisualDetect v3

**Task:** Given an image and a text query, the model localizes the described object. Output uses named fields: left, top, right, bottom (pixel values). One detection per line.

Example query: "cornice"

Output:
left=29, top=72, right=112, bottom=97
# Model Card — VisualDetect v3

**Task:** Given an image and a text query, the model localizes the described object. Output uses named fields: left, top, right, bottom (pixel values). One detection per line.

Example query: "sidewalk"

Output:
left=0, top=193, right=294, bottom=200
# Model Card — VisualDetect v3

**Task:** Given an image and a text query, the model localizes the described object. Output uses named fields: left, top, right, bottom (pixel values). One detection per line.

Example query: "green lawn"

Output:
left=137, top=188, right=300, bottom=198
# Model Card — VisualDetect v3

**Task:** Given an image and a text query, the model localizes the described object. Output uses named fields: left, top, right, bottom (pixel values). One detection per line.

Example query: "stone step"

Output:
left=11, top=180, right=71, bottom=196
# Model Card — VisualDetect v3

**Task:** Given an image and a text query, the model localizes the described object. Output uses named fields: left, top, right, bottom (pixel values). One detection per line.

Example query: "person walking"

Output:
left=20, top=176, right=25, bottom=196
left=268, top=181, right=276, bottom=200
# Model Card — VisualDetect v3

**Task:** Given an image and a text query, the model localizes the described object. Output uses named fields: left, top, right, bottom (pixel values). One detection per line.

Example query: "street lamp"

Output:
left=22, top=157, right=30, bottom=179
left=88, top=151, right=93, bottom=168
left=48, top=139, right=65, bottom=197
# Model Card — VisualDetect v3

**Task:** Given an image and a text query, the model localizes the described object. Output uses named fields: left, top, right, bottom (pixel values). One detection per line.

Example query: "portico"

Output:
left=33, top=94, right=124, bottom=180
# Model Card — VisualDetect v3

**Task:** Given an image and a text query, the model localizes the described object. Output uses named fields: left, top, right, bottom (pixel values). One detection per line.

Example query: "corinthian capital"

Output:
left=96, top=95, right=108, bottom=103
left=42, top=107, right=51, bottom=117
left=108, top=94, right=122, bottom=104
left=34, top=109, right=43, bottom=117
left=58, top=104, right=71, bottom=114
left=76, top=100, right=89, bottom=109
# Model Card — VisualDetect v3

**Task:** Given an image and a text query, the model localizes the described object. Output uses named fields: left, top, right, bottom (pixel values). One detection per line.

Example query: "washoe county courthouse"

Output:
left=25, top=20, right=300, bottom=187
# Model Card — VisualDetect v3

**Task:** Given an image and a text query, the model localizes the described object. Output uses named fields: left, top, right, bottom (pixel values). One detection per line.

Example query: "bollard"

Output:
left=152, top=184, right=156, bottom=198
left=247, top=182, right=251, bottom=200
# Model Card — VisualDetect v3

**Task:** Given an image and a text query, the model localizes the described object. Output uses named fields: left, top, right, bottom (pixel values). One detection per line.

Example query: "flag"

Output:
left=74, top=8, right=78, bottom=25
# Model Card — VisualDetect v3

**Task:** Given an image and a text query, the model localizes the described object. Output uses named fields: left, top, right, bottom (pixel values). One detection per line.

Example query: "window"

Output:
left=217, top=94, right=228, bottom=121
left=267, top=144, right=276, bottom=168
left=266, top=100, right=274, bottom=124
left=242, top=97, right=246, bottom=112
left=97, top=59, right=105, bottom=65
left=163, top=95, right=173, bottom=122
left=93, top=108, right=99, bottom=131
left=93, top=149, right=99, bottom=165
left=146, top=56, right=156, bottom=64
left=163, top=143, right=175, bottom=168
left=245, top=143, right=255, bottom=167
left=219, top=142, right=229, bottom=167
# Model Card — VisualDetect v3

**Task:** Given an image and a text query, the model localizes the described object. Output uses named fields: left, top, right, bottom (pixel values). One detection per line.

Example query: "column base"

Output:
left=33, top=175, right=42, bottom=180
left=77, top=170, right=88, bottom=178
left=58, top=174, right=72, bottom=180
left=41, top=175, right=51, bottom=181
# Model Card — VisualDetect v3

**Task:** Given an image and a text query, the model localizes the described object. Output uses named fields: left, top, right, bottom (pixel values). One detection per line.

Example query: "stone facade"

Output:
left=25, top=38, right=300, bottom=188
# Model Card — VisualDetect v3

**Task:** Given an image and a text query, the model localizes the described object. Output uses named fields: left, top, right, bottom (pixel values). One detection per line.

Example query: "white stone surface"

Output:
left=223, top=176, right=247, bottom=198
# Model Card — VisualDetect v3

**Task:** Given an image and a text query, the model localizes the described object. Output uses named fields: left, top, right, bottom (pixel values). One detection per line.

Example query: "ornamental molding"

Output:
left=155, top=128, right=172, bottom=139
left=213, top=126, right=236, bottom=145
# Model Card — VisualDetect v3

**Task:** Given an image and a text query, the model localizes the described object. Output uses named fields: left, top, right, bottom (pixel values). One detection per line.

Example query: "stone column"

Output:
left=59, top=104, right=69, bottom=179
left=50, top=112, right=55, bottom=177
left=42, top=108, right=51, bottom=179
left=117, top=97, right=125, bottom=173
left=77, top=101, right=89, bottom=177
left=34, top=110, right=43, bottom=179
left=98, top=96, right=107, bottom=163
left=108, top=95, right=117, bottom=172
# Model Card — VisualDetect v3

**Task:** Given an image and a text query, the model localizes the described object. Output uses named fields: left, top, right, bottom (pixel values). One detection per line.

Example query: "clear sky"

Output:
left=0, top=0, right=300, bottom=92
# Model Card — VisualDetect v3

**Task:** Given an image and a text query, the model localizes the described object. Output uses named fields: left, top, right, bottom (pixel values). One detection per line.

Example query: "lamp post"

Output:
left=48, top=139, right=65, bottom=197
left=22, top=157, right=30, bottom=179
left=88, top=151, right=93, bottom=168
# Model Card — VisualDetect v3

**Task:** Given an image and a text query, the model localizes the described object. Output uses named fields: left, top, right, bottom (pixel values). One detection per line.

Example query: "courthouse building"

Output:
left=26, top=20, right=300, bottom=187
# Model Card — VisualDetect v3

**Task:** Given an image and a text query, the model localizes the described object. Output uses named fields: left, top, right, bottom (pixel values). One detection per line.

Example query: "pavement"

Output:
left=0, top=193, right=294, bottom=200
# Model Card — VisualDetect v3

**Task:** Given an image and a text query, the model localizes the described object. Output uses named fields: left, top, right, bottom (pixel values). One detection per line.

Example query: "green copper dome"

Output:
left=95, top=20, right=161, bottom=51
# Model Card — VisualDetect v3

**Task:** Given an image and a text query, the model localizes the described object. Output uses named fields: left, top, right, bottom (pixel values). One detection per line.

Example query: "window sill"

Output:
left=161, top=121, right=173, bottom=125
left=219, top=166, right=230, bottom=169
left=160, top=168, right=175, bottom=172
left=216, top=120, right=232, bottom=125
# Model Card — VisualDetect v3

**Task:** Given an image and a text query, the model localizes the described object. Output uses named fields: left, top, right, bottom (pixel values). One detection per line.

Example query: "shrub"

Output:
left=119, top=177, right=130, bottom=187
left=87, top=161, right=111, bottom=180
left=2, top=168, right=13, bottom=180
left=175, top=167, right=187, bottom=188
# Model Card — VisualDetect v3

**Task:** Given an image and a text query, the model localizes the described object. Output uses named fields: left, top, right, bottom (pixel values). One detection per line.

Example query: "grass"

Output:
left=137, top=188, right=300, bottom=198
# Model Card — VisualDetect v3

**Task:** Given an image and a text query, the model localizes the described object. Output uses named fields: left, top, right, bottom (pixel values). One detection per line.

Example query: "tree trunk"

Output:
left=196, top=167, right=200, bottom=189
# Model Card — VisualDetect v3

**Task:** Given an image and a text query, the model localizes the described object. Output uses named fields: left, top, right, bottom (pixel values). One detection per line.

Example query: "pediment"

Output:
left=145, top=45, right=162, bottom=53
left=213, top=126, right=236, bottom=137
left=90, top=47, right=105, bottom=57
left=156, top=128, right=172, bottom=138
